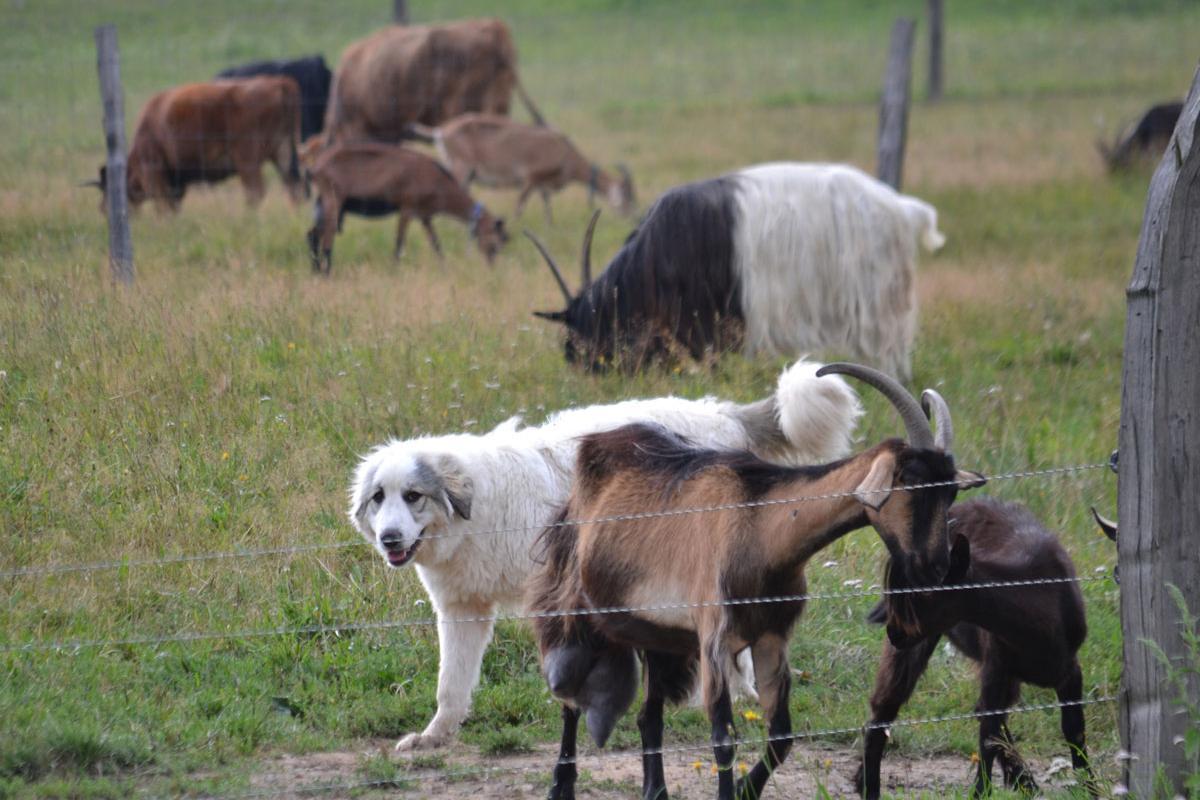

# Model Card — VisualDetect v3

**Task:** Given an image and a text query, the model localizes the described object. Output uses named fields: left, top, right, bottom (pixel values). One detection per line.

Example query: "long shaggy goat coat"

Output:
left=546, top=162, right=943, bottom=380
left=347, top=360, right=861, bottom=750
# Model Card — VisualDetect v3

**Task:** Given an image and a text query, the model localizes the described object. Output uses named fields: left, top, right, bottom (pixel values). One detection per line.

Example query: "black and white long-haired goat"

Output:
left=528, top=163, right=944, bottom=380
left=528, top=363, right=984, bottom=800
left=856, top=497, right=1093, bottom=799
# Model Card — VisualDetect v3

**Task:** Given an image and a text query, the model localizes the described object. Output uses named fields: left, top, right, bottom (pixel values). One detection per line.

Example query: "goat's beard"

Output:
left=880, top=558, right=925, bottom=648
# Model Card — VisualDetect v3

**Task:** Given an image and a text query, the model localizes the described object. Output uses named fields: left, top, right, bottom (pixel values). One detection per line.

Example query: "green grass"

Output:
left=1, top=0, right=1193, bottom=796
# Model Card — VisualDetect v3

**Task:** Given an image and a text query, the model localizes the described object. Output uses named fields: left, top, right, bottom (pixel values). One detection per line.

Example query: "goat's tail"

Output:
left=866, top=599, right=887, bottom=625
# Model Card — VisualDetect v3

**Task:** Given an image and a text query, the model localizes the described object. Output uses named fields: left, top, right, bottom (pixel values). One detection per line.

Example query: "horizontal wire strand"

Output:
left=0, top=461, right=1110, bottom=579
left=208, top=696, right=1117, bottom=800
left=0, top=573, right=1113, bottom=654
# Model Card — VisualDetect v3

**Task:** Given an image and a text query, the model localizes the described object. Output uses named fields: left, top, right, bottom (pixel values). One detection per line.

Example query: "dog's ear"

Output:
left=348, top=455, right=380, bottom=534
left=429, top=453, right=473, bottom=521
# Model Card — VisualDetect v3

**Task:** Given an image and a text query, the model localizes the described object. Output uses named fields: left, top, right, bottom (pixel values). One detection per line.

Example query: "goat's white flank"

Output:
left=731, top=163, right=944, bottom=382
left=347, top=359, right=861, bottom=750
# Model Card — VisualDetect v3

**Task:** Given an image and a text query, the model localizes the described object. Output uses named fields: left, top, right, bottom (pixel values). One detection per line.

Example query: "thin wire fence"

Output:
left=210, top=696, right=1117, bottom=800
left=0, top=460, right=1109, bottom=579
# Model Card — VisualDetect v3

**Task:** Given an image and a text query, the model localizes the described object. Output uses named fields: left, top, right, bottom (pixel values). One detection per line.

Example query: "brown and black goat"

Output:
left=856, top=497, right=1093, bottom=799
left=403, top=113, right=635, bottom=222
left=305, top=140, right=508, bottom=274
left=529, top=363, right=985, bottom=800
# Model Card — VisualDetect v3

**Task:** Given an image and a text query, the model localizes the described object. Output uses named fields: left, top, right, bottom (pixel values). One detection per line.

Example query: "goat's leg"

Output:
left=547, top=704, right=580, bottom=800
left=316, top=195, right=340, bottom=275
left=307, top=196, right=324, bottom=271
left=1056, top=658, right=1095, bottom=794
left=708, top=683, right=737, bottom=800
left=514, top=182, right=537, bottom=219
left=639, top=651, right=675, bottom=800
left=736, top=635, right=792, bottom=800
left=974, top=662, right=1023, bottom=798
left=855, top=635, right=941, bottom=800
left=420, top=217, right=443, bottom=260
left=541, top=188, right=554, bottom=225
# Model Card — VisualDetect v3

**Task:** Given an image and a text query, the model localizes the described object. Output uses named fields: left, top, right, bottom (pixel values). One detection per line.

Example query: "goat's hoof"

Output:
left=547, top=781, right=576, bottom=800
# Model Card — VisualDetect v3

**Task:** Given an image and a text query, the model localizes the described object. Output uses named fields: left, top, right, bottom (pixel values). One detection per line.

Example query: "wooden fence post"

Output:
left=94, top=24, right=134, bottom=285
left=392, top=0, right=409, bottom=24
left=927, top=0, right=944, bottom=102
left=877, top=18, right=916, bottom=191
left=1117, top=64, right=1200, bottom=798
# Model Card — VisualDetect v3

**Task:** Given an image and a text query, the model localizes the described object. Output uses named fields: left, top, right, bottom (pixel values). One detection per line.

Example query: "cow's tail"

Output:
left=514, top=78, right=548, bottom=127
left=399, top=123, right=437, bottom=144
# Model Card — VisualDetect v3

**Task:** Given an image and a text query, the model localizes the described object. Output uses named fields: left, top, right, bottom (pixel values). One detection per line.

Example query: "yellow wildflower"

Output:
left=221, top=451, right=230, bottom=461
left=742, top=710, right=762, bottom=722
left=287, top=342, right=296, bottom=350
left=738, top=762, right=749, bottom=776
left=692, top=760, right=703, bottom=772
left=970, top=752, right=980, bottom=764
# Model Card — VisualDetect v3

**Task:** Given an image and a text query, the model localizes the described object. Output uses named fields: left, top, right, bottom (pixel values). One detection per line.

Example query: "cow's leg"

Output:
left=396, top=599, right=495, bottom=750
left=237, top=160, right=266, bottom=208
left=855, top=635, right=940, bottom=799
left=514, top=182, right=538, bottom=219
left=974, top=660, right=1025, bottom=798
left=547, top=704, right=580, bottom=800
left=737, top=635, right=793, bottom=800
left=271, top=138, right=304, bottom=205
left=1056, top=659, right=1094, bottom=794
left=420, top=217, right=443, bottom=260
left=394, top=212, right=414, bottom=260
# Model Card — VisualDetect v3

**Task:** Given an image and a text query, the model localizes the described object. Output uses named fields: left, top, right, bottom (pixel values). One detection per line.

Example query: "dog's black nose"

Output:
left=380, top=530, right=404, bottom=549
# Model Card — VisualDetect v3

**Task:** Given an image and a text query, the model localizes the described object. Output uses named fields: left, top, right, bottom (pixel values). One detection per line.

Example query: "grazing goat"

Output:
left=855, top=497, right=1092, bottom=799
left=1097, top=102, right=1182, bottom=171
left=528, top=163, right=944, bottom=380
left=306, top=141, right=508, bottom=273
left=403, top=113, right=635, bottom=221
left=348, top=359, right=862, bottom=751
left=529, top=363, right=984, bottom=800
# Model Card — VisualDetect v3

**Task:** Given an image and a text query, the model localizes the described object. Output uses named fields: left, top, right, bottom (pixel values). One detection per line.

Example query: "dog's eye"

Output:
left=372, top=488, right=385, bottom=504
left=402, top=490, right=421, bottom=504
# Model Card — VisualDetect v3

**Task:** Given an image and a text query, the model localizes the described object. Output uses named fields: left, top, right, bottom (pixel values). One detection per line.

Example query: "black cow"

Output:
left=218, top=55, right=331, bottom=141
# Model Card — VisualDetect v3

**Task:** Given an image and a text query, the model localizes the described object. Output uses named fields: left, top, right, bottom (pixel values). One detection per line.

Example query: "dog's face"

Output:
left=349, top=448, right=473, bottom=568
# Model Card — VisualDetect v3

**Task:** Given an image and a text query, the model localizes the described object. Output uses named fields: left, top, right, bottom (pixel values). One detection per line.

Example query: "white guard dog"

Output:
left=348, top=359, right=862, bottom=750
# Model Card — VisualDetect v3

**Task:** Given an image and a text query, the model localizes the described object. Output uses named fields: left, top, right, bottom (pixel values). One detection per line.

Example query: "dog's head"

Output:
left=348, top=446, right=474, bottom=568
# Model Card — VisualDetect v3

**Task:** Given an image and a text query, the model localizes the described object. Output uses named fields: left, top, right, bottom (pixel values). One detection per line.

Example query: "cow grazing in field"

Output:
left=217, top=55, right=332, bottom=141
left=88, top=77, right=304, bottom=212
left=306, top=141, right=508, bottom=273
left=1097, top=101, right=1183, bottom=171
left=323, top=19, right=545, bottom=147
left=403, top=113, right=635, bottom=221
left=529, top=163, right=945, bottom=380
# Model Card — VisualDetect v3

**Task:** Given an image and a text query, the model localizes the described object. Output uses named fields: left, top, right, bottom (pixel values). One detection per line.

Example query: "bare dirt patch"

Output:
left=243, top=739, right=1090, bottom=799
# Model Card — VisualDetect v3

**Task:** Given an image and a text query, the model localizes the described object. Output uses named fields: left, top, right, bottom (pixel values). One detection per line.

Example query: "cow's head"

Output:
left=84, top=164, right=148, bottom=214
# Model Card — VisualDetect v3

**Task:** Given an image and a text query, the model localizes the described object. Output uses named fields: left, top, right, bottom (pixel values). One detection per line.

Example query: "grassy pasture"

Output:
left=1, top=0, right=1197, bottom=796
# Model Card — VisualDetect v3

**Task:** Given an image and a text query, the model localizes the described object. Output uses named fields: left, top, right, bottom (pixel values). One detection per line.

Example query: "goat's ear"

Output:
left=495, top=218, right=509, bottom=242
left=947, top=532, right=970, bottom=583
left=854, top=452, right=896, bottom=511
left=533, top=309, right=568, bottom=323
left=429, top=453, right=473, bottom=521
left=955, top=469, right=986, bottom=490
left=1091, top=506, right=1118, bottom=542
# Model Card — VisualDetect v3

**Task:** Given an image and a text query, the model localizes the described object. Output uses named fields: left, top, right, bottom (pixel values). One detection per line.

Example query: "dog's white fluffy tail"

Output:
left=774, top=358, right=863, bottom=463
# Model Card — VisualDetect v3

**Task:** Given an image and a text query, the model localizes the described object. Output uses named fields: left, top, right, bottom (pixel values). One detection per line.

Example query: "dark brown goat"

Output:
left=529, top=364, right=985, bottom=800
left=856, top=497, right=1092, bottom=799
left=305, top=141, right=508, bottom=274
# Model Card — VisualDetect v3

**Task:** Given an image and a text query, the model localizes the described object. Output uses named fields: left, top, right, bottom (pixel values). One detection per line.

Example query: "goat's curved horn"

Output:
left=816, top=362, right=934, bottom=449
left=580, top=209, right=600, bottom=288
left=79, top=179, right=104, bottom=189
left=921, top=389, right=954, bottom=453
left=523, top=229, right=572, bottom=303
left=1091, top=506, right=1119, bottom=542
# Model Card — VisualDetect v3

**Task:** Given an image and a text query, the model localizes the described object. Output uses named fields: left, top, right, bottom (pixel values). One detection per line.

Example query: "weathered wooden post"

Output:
left=927, top=0, right=944, bottom=102
left=94, top=24, right=134, bottom=285
left=877, top=18, right=916, bottom=191
left=1117, top=64, right=1200, bottom=798
left=392, top=0, right=409, bottom=24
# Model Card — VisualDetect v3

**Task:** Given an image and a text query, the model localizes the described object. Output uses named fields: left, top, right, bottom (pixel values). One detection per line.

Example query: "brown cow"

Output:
left=90, top=76, right=304, bottom=212
left=306, top=141, right=508, bottom=274
left=323, top=18, right=545, bottom=147
left=404, top=113, right=635, bottom=222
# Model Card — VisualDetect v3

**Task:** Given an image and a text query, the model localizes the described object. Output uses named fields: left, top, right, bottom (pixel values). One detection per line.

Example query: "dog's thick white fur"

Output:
left=348, top=359, right=862, bottom=750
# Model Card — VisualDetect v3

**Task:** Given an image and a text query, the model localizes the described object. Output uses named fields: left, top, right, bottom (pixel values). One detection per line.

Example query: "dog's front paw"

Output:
left=394, top=731, right=449, bottom=751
